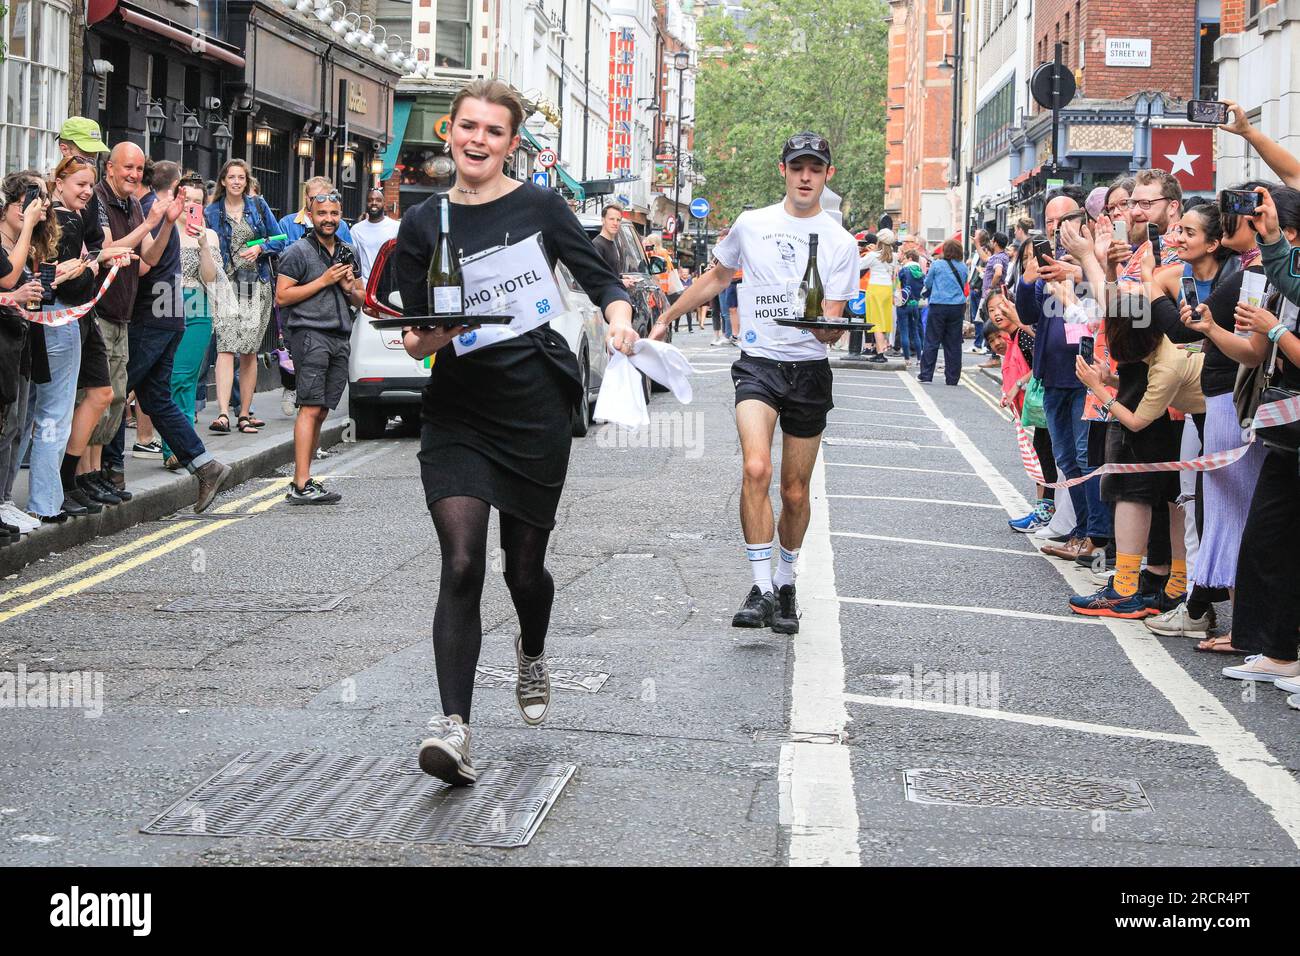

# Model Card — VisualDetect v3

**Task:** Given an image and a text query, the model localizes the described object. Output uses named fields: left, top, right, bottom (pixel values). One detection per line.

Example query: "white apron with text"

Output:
left=735, top=282, right=814, bottom=353
left=452, top=232, right=565, bottom=356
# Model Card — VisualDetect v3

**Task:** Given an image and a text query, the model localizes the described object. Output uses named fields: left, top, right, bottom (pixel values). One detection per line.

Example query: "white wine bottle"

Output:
left=802, top=233, right=823, bottom=319
left=427, top=193, right=463, bottom=317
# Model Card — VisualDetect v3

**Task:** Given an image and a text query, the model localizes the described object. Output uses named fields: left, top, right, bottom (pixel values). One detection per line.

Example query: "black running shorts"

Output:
left=731, top=353, right=833, bottom=438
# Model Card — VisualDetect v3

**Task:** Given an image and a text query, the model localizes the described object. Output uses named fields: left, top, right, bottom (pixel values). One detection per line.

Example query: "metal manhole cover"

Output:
left=903, top=769, right=1152, bottom=812
left=140, top=751, right=575, bottom=847
left=823, top=437, right=920, bottom=449
left=156, top=593, right=348, bottom=613
left=475, top=664, right=608, bottom=693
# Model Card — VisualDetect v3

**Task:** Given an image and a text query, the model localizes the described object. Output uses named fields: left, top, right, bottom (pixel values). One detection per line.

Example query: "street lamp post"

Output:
left=671, top=50, right=690, bottom=260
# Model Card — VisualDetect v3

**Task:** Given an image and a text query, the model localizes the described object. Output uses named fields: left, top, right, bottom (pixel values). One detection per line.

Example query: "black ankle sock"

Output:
left=1186, top=597, right=1211, bottom=619
left=61, top=453, right=80, bottom=491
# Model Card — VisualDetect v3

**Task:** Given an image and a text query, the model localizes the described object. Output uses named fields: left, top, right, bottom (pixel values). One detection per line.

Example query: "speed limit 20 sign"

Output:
left=537, top=148, right=558, bottom=169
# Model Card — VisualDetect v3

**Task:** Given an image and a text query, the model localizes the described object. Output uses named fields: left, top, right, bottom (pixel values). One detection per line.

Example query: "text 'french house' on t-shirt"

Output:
left=712, top=201, right=859, bottom=361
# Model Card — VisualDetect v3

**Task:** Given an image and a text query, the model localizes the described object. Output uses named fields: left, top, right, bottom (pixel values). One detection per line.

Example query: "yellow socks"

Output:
left=1165, top=559, right=1187, bottom=599
left=1113, top=553, right=1142, bottom=597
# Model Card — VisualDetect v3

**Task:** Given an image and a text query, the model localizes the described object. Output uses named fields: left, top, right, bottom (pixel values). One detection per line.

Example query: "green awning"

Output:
left=518, top=127, right=584, bottom=201
left=380, top=99, right=412, bottom=181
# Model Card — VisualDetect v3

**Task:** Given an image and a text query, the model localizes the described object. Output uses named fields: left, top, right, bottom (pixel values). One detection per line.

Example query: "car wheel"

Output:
left=571, top=349, right=592, bottom=437
left=351, top=393, right=388, bottom=440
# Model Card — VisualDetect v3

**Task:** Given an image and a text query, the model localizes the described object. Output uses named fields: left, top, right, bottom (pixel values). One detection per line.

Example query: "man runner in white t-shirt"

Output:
left=649, top=132, right=858, bottom=633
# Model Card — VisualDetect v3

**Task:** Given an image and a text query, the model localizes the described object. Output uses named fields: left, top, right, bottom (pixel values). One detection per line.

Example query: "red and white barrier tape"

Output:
left=0, top=264, right=120, bottom=327
left=1014, top=394, right=1300, bottom=489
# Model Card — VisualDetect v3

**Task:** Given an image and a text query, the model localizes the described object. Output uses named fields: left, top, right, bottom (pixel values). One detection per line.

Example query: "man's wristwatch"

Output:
left=1101, top=396, right=1117, bottom=415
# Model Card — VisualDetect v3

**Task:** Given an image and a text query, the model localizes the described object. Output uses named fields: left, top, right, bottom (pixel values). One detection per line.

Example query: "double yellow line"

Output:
left=0, top=478, right=293, bottom=626
left=960, top=372, right=1014, bottom=422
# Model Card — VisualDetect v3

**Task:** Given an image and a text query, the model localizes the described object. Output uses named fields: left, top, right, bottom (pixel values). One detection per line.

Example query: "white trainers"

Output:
left=1222, top=655, right=1300, bottom=682
left=1144, top=602, right=1212, bottom=637
left=280, top=388, right=297, bottom=418
left=1288, top=694, right=1299, bottom=711
left=1274, top=675, right=1300, bottom=695
left=710, top=336, right=725, bottom=347
left=0, top=501, right=39, bottom=533
left=418, top=714, right=477, bottom=786
left=515, top=637, right=551, bottom=726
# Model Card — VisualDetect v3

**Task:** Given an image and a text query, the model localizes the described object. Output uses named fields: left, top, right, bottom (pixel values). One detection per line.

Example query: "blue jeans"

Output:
left=1042, top=385, right=1111, bottom=541
left=17, top=319, right=81, bottom=517
left=126, top=324, right=212, bottom=471
left=895, top=303, right=922, bottom=359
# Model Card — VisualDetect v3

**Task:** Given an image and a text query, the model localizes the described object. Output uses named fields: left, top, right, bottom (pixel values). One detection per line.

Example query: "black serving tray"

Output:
left=774, top=317, right=875, bottom=331
left=369, top=314, right=516, bottom=329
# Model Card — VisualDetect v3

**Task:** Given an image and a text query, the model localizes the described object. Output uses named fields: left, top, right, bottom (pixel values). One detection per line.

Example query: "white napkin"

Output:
left=593, top=339, right=694, bottom=429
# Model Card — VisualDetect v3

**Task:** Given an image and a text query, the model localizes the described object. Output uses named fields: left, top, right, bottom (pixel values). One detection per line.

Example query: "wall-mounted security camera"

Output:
left=203, top=96, right=222, bottom=111
left=91, top=59, right=115, bottom=77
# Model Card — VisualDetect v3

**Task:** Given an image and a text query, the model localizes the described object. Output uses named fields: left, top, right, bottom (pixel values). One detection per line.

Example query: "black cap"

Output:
left=781, top=131, right=832, bottom=166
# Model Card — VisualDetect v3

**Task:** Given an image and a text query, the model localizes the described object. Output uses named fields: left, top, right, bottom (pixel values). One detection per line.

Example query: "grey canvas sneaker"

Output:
left=418, top=714, right=476, bottom=786
left=515, top=637, right=551, bottom=726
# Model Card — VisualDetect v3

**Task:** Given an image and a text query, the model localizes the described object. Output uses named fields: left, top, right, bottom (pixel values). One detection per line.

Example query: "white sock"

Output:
left=773, top=545, right=799, bottom=589
left=746, top=540, right=774, bottom=594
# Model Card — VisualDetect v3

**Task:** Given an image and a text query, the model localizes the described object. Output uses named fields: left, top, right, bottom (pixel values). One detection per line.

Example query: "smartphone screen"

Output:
left=38, top=262, right=57, bottom=305
left=1147, top=223, right=1162, bottom=259
left=1187, top=100, right=1229, bottom=125
left=1079, top=335, right=1095, bottom=365
left=1220, top=190, right=1261, bottom=216
left=23, top=184, right=40, bottom=209
left=1033, top=238, right=1052, bottom=267
left=1290, top=246, right=1300, bottom=279
left=1181, top=276, right=1200, bottom=310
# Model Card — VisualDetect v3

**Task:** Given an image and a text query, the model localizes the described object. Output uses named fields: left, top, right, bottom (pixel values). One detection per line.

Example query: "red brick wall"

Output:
left=1032, top=0, right=1197, bottom=106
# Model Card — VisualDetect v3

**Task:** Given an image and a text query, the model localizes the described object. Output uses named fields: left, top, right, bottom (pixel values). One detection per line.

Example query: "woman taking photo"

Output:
left=0, top=178, right=49, bottom=533
left=1070, top=243, right=1205, bottom=619
left=1192, top=185, right=1300, bottom=699
left=163, top=175, right=226, bottom=470
left=203, top=158, right=284, bottom=435
left=393, top=80, right=636, bottom=785
left=858, top=228, right=897, bottom=362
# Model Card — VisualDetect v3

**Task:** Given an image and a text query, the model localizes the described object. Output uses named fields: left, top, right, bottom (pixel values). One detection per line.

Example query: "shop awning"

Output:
left=1011, top=164, right=1042, bottom=188
left=518, top=128, right=585, bottom=201
left=109, top=2, right=245, bottom=68
left=381, top=99, right=412, bottom=181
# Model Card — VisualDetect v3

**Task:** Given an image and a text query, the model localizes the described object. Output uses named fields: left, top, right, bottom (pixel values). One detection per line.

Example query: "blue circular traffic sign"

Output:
left=690, top=197, right=711, bottom=219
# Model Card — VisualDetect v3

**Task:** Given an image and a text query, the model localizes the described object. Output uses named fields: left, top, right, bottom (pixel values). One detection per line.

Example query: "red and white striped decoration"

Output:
left=0, top=264, right=121, bottom=327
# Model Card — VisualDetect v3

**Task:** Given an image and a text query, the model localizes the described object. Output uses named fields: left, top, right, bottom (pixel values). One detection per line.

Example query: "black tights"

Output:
left=430, top=496, right=554, bottom=721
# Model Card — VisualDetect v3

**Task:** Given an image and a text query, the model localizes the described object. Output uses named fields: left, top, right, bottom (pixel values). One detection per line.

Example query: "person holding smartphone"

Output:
left=1197, top=184, right=1300, bottom=697
left=0, top=174, right=55, bottom=529
left=162, top=175, right=226, bottom=471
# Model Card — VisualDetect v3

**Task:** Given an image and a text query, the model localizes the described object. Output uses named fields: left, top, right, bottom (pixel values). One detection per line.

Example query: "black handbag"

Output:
left=1250, top=290, right=1300, bottom=452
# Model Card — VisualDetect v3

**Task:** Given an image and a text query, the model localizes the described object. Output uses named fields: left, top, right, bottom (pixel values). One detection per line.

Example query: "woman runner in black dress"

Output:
left=394, top=80, right=637, bottom=785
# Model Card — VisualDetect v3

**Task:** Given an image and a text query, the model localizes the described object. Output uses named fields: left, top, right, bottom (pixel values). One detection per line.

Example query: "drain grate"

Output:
left=475, top=664, right=609, bottom=693
left=903, top=769, right=1152, bottom=812
left=823, top=437, right=919, bottom=450
left=140, top=751, right=575, bottom=847
left=156, top=593, right=348, bottom=614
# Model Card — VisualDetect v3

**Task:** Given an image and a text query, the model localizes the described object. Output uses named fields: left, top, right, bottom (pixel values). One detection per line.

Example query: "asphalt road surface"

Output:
left=2, top=327, right=1297, bottom=866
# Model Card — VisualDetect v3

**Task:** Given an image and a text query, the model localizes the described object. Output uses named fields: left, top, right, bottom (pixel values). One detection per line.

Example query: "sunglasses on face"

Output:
left=785, top=133, right=829, bottom=153
left=307, top=192, right=342, bottom=205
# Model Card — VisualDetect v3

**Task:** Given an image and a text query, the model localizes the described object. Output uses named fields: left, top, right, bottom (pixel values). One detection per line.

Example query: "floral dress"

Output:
left=214, top=213, right=272, bottom=354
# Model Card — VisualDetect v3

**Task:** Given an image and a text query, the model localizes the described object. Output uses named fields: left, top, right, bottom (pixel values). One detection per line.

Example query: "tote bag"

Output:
left=1020, top=375, right=1047, bottom=429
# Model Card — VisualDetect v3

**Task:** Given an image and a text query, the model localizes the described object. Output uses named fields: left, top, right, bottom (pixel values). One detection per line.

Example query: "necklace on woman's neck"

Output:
left=455, top=186, right=480, bottom=195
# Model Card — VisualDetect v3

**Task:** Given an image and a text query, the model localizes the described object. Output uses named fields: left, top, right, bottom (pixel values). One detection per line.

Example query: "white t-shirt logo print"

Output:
left=713, top=202, right=859, bottom=362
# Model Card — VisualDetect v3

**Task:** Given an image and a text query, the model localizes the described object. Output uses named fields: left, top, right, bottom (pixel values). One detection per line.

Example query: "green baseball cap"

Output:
left=58, top=117, right=110, bottom=154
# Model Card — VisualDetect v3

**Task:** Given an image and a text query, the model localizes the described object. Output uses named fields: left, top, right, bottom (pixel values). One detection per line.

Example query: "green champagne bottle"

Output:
left=802, top=233, right=823, bottom=319
left=427, top=193, right=463, bottom=317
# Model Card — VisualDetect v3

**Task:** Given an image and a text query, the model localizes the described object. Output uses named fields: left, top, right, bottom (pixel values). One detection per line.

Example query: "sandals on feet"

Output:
left=237, top=415, right=261, bottom=434
left=244, top=414, right=266, bottom=428
left=1196, top=634, right=1242, bottom=654
left=209, top=413, right=231, bottom=433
